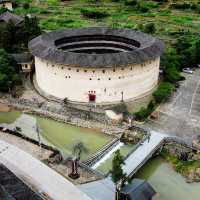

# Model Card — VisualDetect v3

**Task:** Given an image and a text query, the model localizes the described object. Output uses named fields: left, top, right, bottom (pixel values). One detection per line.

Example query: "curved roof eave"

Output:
left=28, top=28, right=165, bottom=68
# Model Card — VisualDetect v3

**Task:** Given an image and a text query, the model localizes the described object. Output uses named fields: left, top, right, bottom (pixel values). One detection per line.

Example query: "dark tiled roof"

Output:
left=11, top=53, right=32, bottom=64
left=121, top=179, right=156, bottom=200
left=28, top=27, right=165, bottom=68
left=0, top=0, right=11, bottom=3
left=0, top=164, right=42, bottom=200
left=0, top=11, right=23, bottom=26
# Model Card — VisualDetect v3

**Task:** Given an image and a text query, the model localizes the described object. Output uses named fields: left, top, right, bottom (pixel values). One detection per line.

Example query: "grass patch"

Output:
left=0, top=111, right=21, bottom=124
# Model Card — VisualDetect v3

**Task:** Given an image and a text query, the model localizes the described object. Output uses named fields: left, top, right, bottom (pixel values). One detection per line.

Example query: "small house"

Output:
left=0, top=0, right=13, bottom=10
left=0, top=11, right=23, bottom=26
left=11, top=53, right=33, bottom=73
left=120, top=179, right=156, bottom=200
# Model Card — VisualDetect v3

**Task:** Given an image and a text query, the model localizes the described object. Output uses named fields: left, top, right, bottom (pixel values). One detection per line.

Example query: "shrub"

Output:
left=144, top=22, right=156, bottom=34
left=81, top=8, right=109, bottom=19
left=153, top=82, right=174, bottom=103
left=124, top=0, right=138, bottom=6
left=0, top=7, right=8, bottom=14
left=23, top=3, right=30, bottom=9
left=0, top=49, right=21, bottom=92
left=135, top=100, right=156, bottom=121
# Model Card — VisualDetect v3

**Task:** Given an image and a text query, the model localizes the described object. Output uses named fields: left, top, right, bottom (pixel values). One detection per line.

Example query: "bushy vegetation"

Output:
left=0, top=7, right=8, bottom=14
left=0, top=16, right=41, bottom=53
left=81, top=8, right=109, bottom=19
left=135, top=100, right=156, bottom=121
left=153, top=82, right=174, bottom=104
left=0, top=49, right=21, bottom=92
left=160, top=146, right=200, bottom=179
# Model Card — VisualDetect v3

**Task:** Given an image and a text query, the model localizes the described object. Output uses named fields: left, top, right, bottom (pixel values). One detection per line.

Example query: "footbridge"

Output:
left=123, top=131, right=167, bottom=177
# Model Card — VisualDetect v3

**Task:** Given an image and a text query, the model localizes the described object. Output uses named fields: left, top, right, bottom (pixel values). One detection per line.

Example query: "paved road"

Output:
left=146, top=69, right=200, bottom=141
left=0, top=140, right=92, bottom=200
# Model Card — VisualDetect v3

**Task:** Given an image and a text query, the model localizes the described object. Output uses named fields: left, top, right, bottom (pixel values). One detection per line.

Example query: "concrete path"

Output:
left=123, top=131, right=167, bottom=176
left=0, top=140, right=92, bottom=200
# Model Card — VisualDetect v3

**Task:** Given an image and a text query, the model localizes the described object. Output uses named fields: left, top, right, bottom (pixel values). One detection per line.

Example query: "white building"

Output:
left=29, top=28, right=164, bottom=105
left=0, top=0, right=13, bottom=10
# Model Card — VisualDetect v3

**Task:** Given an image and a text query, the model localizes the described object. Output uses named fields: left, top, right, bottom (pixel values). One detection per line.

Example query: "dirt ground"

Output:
left=0, top=103, right=11, bottom=112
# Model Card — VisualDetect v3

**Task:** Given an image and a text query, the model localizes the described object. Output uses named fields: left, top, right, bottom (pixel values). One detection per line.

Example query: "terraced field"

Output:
left=14, top=0, right=200, bottom=45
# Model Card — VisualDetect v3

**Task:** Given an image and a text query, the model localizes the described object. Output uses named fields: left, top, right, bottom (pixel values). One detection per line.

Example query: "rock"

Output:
left=192, top=135, right=200, bottom=150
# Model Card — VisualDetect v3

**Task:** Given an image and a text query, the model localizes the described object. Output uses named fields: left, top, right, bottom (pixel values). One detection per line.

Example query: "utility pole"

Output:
left=121, top=91, right=124, bottom=102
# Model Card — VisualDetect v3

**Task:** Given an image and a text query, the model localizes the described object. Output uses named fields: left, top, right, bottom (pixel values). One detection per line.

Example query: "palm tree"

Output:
left=72, top=141, right=88, bottom=161
left=68, top=141, right=88, bottom=179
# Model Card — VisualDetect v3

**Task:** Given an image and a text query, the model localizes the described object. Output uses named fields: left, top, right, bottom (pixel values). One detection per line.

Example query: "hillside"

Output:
left=13, top=0, right=200, bottom=45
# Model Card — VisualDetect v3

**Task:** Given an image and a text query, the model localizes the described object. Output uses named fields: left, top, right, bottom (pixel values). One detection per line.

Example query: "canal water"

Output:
left=0, top=111, right=113, bottom=160
left=136, top=157, right=200, bottom=200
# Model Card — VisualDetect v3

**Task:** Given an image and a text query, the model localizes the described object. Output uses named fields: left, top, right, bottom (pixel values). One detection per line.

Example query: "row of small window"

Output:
left=48, top=65, right=150, bottom=72
left=65, top=76, right=125, bottom=80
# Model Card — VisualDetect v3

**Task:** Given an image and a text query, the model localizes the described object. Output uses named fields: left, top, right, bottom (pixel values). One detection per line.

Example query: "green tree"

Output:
left=176, top=35, right=200, bottom=68
left=153, top=82, right=174, bottom=104
left=0, top=7, right=7, bottom=15
left=0, top=21, right=16, bottom=52
left=161, top=48, right=181, bottom=83
left=111, top=150, right=126, bottom=184
left=0, top=49, right=21, bottom=92
left=17, top=16, right=41, bottom=47
left=144, top=23, right=156, bottom=34
left=72, top=141, right=88, bottom=161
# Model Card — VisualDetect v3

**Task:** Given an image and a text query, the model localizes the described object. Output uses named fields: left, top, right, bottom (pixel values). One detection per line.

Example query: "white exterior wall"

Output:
left=35, top=57, right=160, bottom=104
left=0, top=2, right=13, bottom=10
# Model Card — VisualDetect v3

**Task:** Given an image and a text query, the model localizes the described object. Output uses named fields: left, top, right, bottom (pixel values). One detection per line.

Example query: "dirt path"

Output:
left=0, top=103, right=11, bottom=112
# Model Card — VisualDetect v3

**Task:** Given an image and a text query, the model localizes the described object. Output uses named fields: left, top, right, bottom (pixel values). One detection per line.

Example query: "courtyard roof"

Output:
left=121, top=179, right=156, bottom=200
left=11, top=53, right=32, bottom=64
left=0, top=11, right=23, bottom=26
left=0, top=0, right=11, bottom=3
left=29, top=27, right=165, bottom=68
left=0, top=164, right=42, bottom=199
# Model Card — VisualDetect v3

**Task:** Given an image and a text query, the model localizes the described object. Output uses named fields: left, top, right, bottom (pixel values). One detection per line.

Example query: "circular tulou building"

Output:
left=29, top=28, right=164, bottom=105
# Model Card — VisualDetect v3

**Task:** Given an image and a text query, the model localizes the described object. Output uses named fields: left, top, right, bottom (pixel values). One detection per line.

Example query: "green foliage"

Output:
left=19, top=16, right=41, bottom=44
left=81, top=8, right=109, bottom=19
left=143, top=22, right=156, bottom=34
left=0, top=7, right=8, bottom=14
left=23, top=3, right=30, bottom=9
left=111, top=150, right=126, bottom=184
left=153, top=82, right=174, bottom=104
left=0, top=49, right=21, bottom=92
left=176, top=35, right=200, bottom=68
left=135, top=100, right=156, bottom=121
left=125, top=0, right=150, bottom=13
left=47, top=0, right=60, bottom=6
left=0, top=16, right=41, bottom=53
left=160, top=147, right=200, bottom=177
left=161, top=48, right=181, bottom=83
left=72, top=142, right=88, bottom=160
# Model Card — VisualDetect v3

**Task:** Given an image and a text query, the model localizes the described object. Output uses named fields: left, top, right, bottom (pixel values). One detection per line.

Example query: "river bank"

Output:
left=160, top=142, right=200, bottom=183
left=136, top=157, right=200, bottom=200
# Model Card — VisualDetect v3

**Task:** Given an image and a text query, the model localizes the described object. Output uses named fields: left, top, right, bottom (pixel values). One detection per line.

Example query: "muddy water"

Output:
left=136, top=157, right=200, bottom=200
